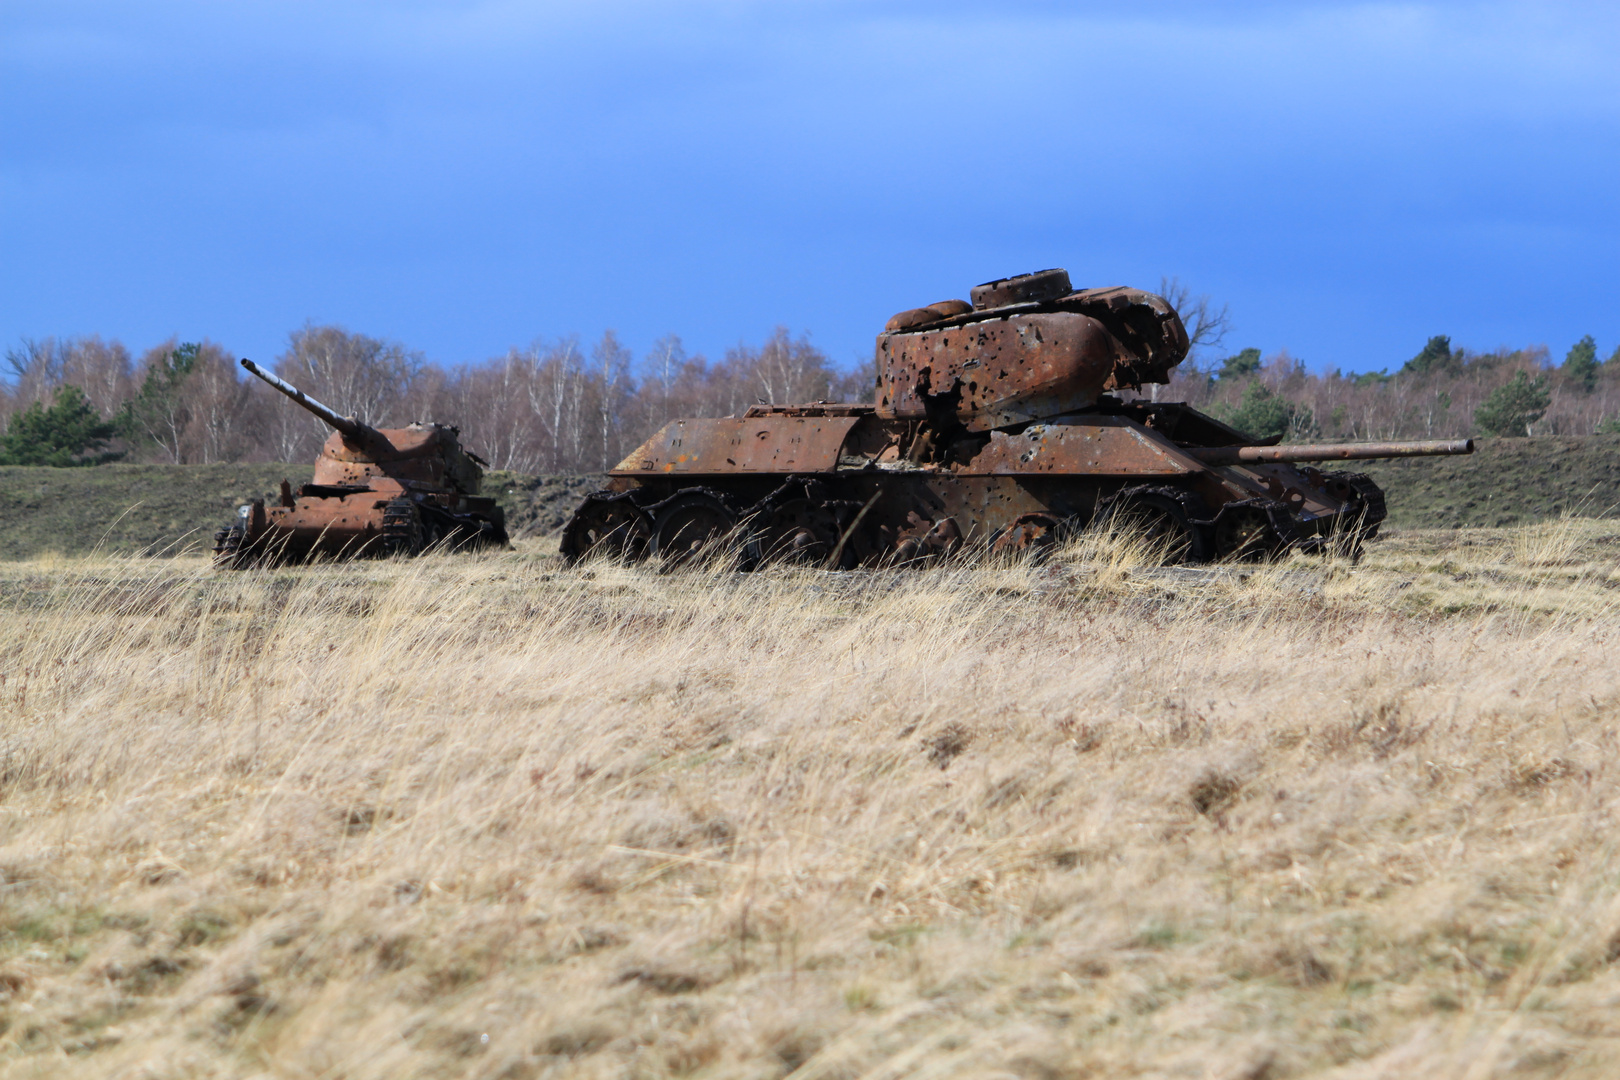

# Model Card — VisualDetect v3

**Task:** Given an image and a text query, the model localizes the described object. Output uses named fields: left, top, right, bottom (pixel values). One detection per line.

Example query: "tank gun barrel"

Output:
left=1188, top=439, right=1474, bottom=466
left=240, top=358, right=373, bottom=443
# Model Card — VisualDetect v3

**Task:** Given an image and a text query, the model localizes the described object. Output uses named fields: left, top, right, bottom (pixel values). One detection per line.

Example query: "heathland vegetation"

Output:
left=4, top=428, right=1620, bottom=562
left=6, top=299, right=1620, bottom=1076
left=4, top=525, right=1620, bottom=1077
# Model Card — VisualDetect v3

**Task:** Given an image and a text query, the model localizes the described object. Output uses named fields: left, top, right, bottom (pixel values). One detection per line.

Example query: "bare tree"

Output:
left=740, top=328, right=842, bottom=406
left=184, top=345, right=253, bottom=463
left=1158, top=277, right=1231, bottom=361
left=646, top=334, right=685, bottom=418
left=593, top=331, right=633, bottom=471
left=270, top=325, right=423, bottom=460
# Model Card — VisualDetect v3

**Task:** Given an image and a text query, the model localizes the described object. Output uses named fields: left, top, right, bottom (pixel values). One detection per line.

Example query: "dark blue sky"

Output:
left=3, top=1, right=1616, bottom=375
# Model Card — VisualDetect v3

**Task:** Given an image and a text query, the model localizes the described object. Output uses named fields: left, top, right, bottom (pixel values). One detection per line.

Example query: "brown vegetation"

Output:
left=5, top=524, right=1620, bottom=1077
left=2, top=328, right=868, bottom=472
left=5, top=321, right=1615, bottom=475
left=1163, top=341, right=1617, bottom=441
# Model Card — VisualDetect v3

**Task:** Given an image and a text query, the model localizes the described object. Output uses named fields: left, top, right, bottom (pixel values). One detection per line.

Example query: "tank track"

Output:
left=1093, top=484, right=1216, bottom=563
left=212, top=522, right=246, bottom=569
left=1340, top=472, right=1388, bottom=538
left=561, top=468, right=1406, bottom=569
left=381, top=497, right=422, bottom=557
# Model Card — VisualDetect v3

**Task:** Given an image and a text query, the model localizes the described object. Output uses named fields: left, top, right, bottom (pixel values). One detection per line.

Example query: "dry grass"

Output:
left=5, top=520, right=1620, bottom=1078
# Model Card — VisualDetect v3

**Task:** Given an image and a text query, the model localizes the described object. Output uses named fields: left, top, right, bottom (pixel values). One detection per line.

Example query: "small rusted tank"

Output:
left=213, top=359, right=509, bottom=567
left=561, top=269, right=1473, bottom=566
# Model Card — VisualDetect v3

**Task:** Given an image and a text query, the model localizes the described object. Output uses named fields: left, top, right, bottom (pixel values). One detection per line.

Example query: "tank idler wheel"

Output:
left=382, top=497, right=423, bottom=558
left=213, top=522, right=247, bottom=570
left=559, top=492, right=652, bottom=563
left=1097, top=489, right=1212, bottom=565
left=989, top=513, right=1065, bottom=561
left=650, top=490, right=739, bottom=565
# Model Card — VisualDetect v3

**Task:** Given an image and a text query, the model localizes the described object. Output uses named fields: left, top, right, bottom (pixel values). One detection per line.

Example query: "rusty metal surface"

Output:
left=1188, top=439, right=1475, bottom=465
left=556, top=269, right=1475, bottom=569
left=876, top=313, right=1124, bottom=431
left=610, top=416, right=863, bottom=476
left=875, top=284, right=1191, bottom=432
left=970, top=269, right=1073, bottom=310
left=951, top=416, right=1198, bottom=477
left=215, top=361, right=508, bottom=568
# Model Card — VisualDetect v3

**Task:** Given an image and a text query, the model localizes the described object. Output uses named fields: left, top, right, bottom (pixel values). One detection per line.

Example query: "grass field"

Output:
left=4, top=524, right=1620, bottom=1078
left=2, top=432, right=1619, bottom=560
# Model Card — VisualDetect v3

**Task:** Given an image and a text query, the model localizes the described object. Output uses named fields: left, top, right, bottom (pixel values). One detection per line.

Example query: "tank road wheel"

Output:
left=1096, top=489, right=1212, bottom=565
left=760, top=497, right=845, bottom=566
left=1213, top=503, right=1278, bottom=562
left=650, top=490, right=738, bottom=565
left=382, top=497, right=423, bottom=558
left=559, top=492, right=652, bottom=564
left=213, top=522, right=247, bottom=569
left=989, top=513, right=1065, bottom=562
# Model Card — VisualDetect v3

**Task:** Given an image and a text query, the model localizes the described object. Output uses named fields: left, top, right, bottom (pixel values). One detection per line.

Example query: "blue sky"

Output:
left=3, top=1, right=1617, bottom=376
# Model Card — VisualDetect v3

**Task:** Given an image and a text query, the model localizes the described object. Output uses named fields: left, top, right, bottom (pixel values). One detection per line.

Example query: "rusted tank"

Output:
left=213, top=359, right=509, bottom=567
left=561, top=269, right=1473, bottom=566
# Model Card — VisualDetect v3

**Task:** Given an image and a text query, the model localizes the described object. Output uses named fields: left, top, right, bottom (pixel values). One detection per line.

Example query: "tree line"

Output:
left=2, top=315, right=1617, bottom=470
left=0, top=326, right=870, bottom=470
left=1167, top=333, right=1620, bottom=443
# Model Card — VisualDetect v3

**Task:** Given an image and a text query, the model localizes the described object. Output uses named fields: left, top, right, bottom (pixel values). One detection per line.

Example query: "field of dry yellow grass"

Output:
left=5, top=521, right=1620, bottom=1079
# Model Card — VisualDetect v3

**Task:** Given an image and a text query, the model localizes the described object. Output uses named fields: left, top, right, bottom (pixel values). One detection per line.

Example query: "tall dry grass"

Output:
left=4, top=522, right=1620, bottom=1078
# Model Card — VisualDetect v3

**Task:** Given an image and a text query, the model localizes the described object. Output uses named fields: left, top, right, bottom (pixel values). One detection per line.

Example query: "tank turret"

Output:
left=875, top=269, right=1189, bottom=431
left=212, top=360, right=508, bottom=567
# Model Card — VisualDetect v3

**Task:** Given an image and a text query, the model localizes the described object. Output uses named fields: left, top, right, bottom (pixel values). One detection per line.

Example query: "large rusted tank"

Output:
left=213, top=359, right=509, bottom=567
left=560, top=269, right=1472, bottom=566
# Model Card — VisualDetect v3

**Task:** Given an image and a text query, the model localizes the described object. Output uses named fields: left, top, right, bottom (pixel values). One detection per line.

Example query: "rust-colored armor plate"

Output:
left=611, top=417, right=863, bottom=476
left=216, top=359, right=509, bottom=567
left=955, top=416, right=1198, bottom=477
left=876, top=313, right=1123, bottom=432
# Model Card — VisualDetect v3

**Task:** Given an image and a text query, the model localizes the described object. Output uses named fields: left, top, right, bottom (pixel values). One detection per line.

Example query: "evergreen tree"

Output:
left=117, top=342, right=201, bottom=462
left=1403, top=335, right=1457, bottom=376
left=1215, top=381, right=1314, bottom=441
left=1216, top=347, right=1261, bottom=380
left=1563, top=335, right=1598, bottom=392
left=1474, top=371, right=1550, bottom=437
left=0, top=385, right=121, bottom=466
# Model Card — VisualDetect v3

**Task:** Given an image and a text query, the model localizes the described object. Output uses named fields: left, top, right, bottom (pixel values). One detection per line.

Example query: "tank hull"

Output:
left=213, top=423, right=508, bottom=568
left=217, top=484, right=508, bottom=566
left=561, top=403, right=1392, bottom=566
